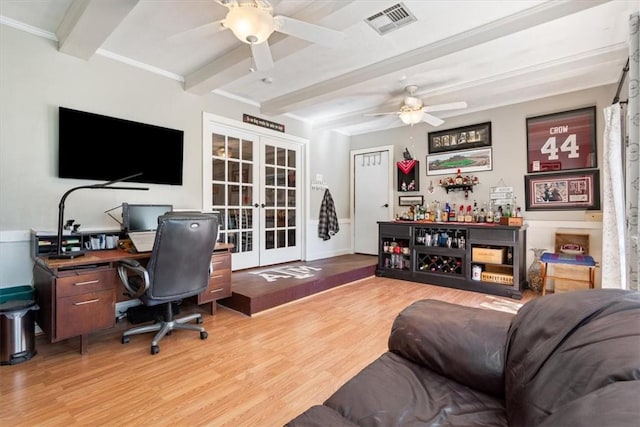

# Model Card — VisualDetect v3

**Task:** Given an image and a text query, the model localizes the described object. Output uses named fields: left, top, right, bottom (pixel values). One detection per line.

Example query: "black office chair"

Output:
left=117, top=212, right=218, bottom=355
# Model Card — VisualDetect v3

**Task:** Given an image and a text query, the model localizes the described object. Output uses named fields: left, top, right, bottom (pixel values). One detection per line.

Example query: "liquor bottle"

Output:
left=494, top=206, right=502, bottom=223
left=486, top=205, right=494, bottom=223
left=472, top=200, right=479, bottom=223
left=443, top=202, right=450, bottom=222
left=435, top=201, right=442, bottom=222
left=449, top=203, right=456, bottom=222
left=478, top=203, right=486, bottom=223
left=465, top=205, right=473, bottom=223
left=505, top=203, right=512, bottom=218
left=458, top=204, right=465, bottom=222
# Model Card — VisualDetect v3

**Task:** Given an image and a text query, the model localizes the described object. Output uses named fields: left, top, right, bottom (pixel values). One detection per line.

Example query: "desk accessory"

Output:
left=49, top=173, right=148, bottom=259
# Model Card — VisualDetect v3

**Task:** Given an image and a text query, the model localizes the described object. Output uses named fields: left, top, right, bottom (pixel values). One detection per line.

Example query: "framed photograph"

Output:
left=426, top=147, right=492, bottom=176
left=399, top=195, right=424, bottom=206
left=526, top=106, right=596, bottom=173
left=524, top=169, right=600, bottom=211
left=428, top=122, right=491, bottom=154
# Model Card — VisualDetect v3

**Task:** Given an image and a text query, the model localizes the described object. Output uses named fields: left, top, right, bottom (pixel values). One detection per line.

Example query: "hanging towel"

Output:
left=318, top=188, right=339, bottom=241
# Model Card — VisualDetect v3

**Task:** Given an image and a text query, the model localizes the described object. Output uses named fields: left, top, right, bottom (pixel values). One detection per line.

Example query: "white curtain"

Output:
left=602, top=104, right=626, bottom=287
left=627, top=12, right=639, bottom=290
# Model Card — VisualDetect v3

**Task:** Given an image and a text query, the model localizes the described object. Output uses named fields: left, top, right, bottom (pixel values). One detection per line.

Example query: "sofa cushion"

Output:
left=285, top=405, right=359, bottom=427
left=388, top=299, right=514, bottom=398
left=323, top=352, right=508, bottom=427
left=505, top=289, right=640, bottom=426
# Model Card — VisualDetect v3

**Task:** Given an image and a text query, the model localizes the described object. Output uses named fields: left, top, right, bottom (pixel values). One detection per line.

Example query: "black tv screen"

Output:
left=58, top=107, right=184, bottom=185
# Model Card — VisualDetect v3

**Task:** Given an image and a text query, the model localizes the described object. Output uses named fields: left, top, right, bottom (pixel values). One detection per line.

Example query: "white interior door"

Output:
left=203, top=114, right=304, bottom=270
left=353, top=148, right=393, bottom=254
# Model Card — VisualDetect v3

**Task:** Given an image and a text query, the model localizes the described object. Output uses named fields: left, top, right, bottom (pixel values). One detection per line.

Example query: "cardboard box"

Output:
left=499, top=217, right=523, bottom=226
left=472, top=247, right=506, bottom=264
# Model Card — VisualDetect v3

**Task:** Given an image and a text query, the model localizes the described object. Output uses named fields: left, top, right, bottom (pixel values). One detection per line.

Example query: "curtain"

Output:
left=627, top=12, right=639, bottom=290
left=602, top=104, right=626, bottom=287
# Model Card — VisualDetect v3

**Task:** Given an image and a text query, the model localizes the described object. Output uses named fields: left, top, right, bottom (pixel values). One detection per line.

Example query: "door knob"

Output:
left=254, top=203, right=259, bottom=208
left=382, top=203, right=389, bottom=208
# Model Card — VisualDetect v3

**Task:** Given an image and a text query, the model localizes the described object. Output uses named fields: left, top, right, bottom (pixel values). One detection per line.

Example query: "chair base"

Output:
left=122, top=309, right=208, bottom=355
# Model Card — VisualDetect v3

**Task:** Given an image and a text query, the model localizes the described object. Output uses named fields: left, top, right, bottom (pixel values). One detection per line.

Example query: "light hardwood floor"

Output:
left=1, top=277, right=537, bottom=426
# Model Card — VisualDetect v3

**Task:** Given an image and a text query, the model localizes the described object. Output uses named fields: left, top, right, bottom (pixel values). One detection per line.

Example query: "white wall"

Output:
left=0, top=25, right=321, bottom=287
left=351, top=86, right=613, bottom=287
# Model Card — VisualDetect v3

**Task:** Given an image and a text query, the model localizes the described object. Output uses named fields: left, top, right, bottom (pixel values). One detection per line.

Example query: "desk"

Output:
left=33, top=243, right=233, bottom=354
left=540, top=252, right=596, bottom=296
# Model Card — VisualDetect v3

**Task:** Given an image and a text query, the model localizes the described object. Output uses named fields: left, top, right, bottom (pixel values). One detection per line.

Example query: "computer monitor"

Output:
left=122, top=203, right=173, bottom=232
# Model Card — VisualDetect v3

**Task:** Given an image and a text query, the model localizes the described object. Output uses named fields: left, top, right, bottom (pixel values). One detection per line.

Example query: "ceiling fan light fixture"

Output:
left=225, top=6, right=275, bottom=44
left=399, top=106, right=423, bottom=125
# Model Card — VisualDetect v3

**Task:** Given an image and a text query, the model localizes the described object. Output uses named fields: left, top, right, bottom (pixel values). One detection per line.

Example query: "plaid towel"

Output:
left=318, top=188, right=339, bottom=241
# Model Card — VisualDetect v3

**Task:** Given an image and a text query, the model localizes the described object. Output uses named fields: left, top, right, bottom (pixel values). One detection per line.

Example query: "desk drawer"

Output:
left=57, top=269, right=115, bottom=298
left=56, top=289, right=115, bottom=340
left=199, top=254, right=232, bottom=303
left=211, top=252, right=231, bottom=270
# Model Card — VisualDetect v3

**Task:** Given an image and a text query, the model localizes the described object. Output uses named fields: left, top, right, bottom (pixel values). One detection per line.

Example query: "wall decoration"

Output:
left=243, top=114, right=285, bottom=132
left=426, top=148, right=492, bottom=176
left=397, top=160, right=419, bottom=191
left=428, top=122, right=491, bottom=154
left=399, top=195, right=424, bottom=206
left=524, top=169, right=600, bottom=211
left=526, top=106, right=596, bottom=173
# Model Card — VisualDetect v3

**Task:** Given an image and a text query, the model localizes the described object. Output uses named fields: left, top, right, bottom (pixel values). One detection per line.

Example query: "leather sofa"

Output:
left=286, top=289, right=640, bottom=426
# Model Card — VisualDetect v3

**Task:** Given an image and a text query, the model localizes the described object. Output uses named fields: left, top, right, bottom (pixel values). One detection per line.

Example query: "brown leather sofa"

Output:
left=286, top=289, right=640, bottom=426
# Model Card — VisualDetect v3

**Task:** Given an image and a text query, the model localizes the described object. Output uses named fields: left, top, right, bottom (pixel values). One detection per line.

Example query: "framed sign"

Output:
left=428, top=122, right=491, bottom=154
left=426, top=147, right=492, bottom=176
left=526, top=106, right=596, bottom=173
left=524, top=169, right=600, bottom=211
left=399, top=195, right=424, bottom=206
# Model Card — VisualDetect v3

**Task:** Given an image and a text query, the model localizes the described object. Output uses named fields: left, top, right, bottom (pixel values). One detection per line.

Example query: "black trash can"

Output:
left=0, top=299, right=39, bottom=365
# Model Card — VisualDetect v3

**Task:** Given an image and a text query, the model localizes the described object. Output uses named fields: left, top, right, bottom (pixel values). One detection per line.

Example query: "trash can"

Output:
left=0, top=299, right=39, bottom=365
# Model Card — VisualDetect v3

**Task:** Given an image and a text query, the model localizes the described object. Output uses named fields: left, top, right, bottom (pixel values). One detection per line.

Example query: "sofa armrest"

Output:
left=388, top=299, right=514, bottom=397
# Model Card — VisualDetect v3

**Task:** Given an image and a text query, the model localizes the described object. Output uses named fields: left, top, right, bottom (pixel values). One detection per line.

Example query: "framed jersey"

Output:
left=526, top=107, right=596, bottom=173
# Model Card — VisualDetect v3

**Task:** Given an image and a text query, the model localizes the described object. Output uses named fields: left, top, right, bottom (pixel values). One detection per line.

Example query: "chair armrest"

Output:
left=117, top=259, right=149, bottom=299
left=388, top=299, right=514, bottom=397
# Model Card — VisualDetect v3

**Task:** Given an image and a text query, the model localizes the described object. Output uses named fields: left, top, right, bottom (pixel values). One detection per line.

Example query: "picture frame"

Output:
left=399, top=195, right=424, bottom=206
left=428, top=122, right=491, bottom=154
left=426, top=147, right=492, bottom=176
left=526, top=106, right=597, bottom=173
left=524, top=169, right=600, bottom=211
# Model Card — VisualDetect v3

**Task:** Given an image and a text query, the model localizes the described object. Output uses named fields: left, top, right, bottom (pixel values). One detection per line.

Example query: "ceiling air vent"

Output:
left=365, top=2, right=417, bottom=35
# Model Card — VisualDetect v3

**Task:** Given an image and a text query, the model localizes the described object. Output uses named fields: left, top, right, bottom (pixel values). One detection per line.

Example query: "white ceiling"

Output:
left=1, top=0, right=636, bottom=135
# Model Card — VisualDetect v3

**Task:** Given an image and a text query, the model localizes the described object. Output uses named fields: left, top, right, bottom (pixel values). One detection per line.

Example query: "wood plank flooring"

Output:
left=0, top=276, right=538, bottom=427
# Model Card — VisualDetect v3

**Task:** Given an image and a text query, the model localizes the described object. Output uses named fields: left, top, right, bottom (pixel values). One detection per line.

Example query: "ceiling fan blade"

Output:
left=422, top=113, right=445, bottom=127
left=274, top=15, right=344, bottom=47
left=250, top=41, right=274, bottom=71
left=364, top=112, right=400, bottom=117
left=423, top=101, right=468, bottom=113
left=167, top=19, right=228, bottom=42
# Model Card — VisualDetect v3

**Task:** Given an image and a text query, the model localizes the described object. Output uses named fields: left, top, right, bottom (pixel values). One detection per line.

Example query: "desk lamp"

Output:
left=49, top=173, right=149, bottom=259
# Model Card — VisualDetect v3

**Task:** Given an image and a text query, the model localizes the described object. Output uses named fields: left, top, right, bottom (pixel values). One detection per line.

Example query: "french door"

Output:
left=202, top=114, right=303, bottom=270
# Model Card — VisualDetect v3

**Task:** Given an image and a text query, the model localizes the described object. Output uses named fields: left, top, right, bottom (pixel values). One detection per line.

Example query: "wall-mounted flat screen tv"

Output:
left=58, top=107, right=184, bottom=185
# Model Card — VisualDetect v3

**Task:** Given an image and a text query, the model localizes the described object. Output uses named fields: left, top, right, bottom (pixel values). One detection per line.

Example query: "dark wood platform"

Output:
left=219, top=254, right=377, bottom=316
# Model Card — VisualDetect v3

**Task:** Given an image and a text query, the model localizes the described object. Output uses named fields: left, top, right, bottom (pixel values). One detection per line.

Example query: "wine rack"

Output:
left=416, top=253, right=463, bottom=276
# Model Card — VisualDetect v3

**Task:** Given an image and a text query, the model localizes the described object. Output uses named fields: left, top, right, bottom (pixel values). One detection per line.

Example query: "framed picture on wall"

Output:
left=524, top=169, right=600, bottom=211
left=426, top=147, right=492, bottom=176
left=526, top=106, right=597, bottom=173
left=428, top=122, right=491, bottom=154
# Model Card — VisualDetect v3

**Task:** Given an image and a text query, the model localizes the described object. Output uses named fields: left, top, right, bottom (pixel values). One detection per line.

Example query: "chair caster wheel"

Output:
left=200, top=331, right=208, bottom=340
left=122, top=336, right=130, bottom=344
left=196, top=317, right=203, bottom=324
left=151, top=345, right=160, bottom=355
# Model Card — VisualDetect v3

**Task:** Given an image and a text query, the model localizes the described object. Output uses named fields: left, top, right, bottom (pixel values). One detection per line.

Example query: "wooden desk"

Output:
left=33, top=243, right=233, bottom=354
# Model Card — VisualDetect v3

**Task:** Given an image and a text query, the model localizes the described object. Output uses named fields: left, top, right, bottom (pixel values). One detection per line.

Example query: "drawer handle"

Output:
left=74, top=298, right=100, bottom=306
left=211, top=274, right=225, bottom=279
left=74, top=280, right=100, bottom=286
left=212, top=261, right=225, bottom=266
left=208, top=288, right=223, bottom=294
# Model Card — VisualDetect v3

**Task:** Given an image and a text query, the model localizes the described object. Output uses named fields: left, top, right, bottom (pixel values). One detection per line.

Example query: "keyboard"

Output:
left=127, top=231, right=156, bottom=253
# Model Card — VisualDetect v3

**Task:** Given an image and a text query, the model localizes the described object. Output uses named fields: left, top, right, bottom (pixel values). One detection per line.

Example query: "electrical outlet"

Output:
left=585, top=212, right=603, bottom=221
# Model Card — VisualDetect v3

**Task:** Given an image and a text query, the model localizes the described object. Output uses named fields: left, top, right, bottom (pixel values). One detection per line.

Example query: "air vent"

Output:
left=365, top=2, right=417, bottom=35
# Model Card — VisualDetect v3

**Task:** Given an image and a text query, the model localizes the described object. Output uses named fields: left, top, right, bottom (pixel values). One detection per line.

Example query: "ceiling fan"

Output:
left=195, top=0, right=344, bottom=71
left=366, top=85, right=468, bottom=127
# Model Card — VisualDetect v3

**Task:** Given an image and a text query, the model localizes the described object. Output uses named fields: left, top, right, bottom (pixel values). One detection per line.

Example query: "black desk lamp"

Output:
left=49, top=173, right=149, bottom=259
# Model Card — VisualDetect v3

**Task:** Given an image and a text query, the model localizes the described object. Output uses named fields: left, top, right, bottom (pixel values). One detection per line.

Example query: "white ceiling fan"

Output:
left=366, top=85, right=468, bottom=127
left=191, top=0, right=345, bottom=71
